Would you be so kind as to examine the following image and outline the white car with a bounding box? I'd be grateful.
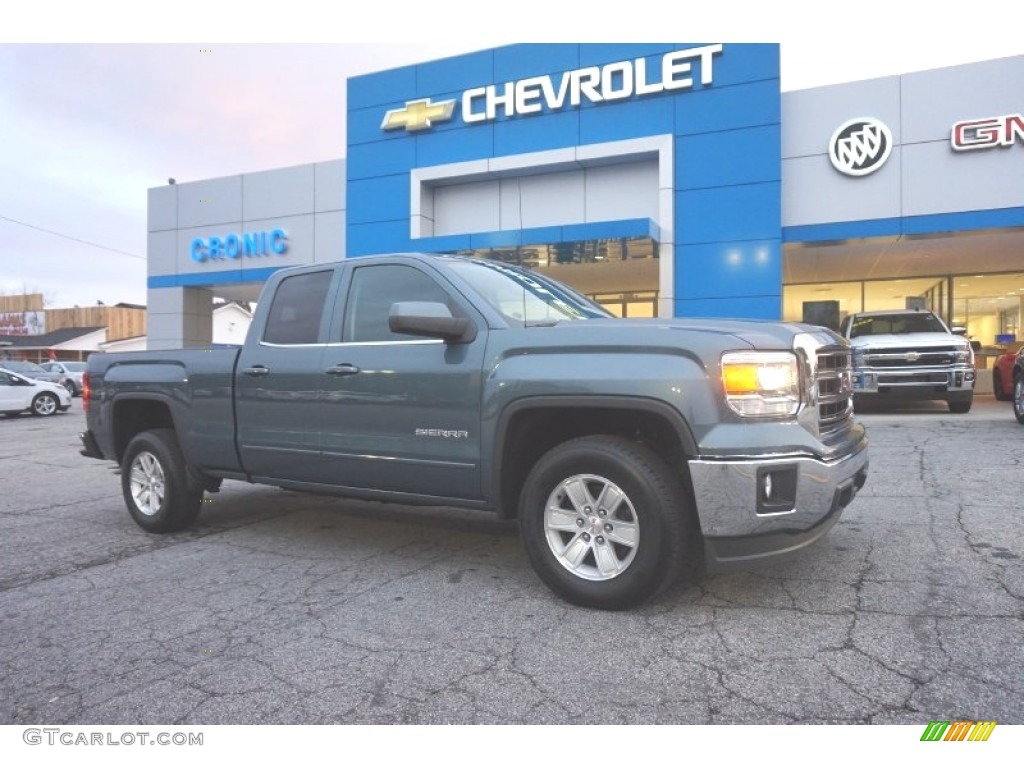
[0,367,73,417]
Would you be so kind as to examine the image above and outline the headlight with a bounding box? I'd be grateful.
[721,351,801,417]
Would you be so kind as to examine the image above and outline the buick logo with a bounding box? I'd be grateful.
[829,118,893,177]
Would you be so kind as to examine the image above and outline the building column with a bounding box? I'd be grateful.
[146,286,214,350]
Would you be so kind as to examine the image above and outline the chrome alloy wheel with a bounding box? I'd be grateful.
[33,394,58,415]
[543,474,639,581]
[1015,376,1024,422]
[129,451,166,516]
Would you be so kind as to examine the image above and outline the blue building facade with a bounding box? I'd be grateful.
[346,43,783,319]
[146,48,1024,350]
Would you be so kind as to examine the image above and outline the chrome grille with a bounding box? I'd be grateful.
[816,348,853,432]
[860,346,958,368]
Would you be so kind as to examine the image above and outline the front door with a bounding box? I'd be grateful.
[316,261,486,501]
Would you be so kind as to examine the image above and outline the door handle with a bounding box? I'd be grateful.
[243,365,270,377]
[325,364,361,376]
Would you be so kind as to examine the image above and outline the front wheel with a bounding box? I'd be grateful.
[993,370,1010,401]
[1014,373,1024,425]
[121,428,202,532]
[31,392,59,416]
[948,396,973,414]
[518,435,698,610]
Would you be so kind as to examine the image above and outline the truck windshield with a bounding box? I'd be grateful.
[447,259,613,325]
[849,313,948,337]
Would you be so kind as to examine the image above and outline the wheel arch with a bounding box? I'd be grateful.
[110,394,179,464]
[491,396,699,522]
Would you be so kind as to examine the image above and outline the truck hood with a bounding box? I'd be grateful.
[562,317,846,350]
[848,332,966,350]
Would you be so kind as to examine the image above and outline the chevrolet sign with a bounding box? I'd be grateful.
[381,44,723,132]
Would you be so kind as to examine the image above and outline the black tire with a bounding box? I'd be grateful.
[1014,373,1024,425]
[120,428,202,533]
[518,435,698,610]
[993,369,1010,401]
[31,392,60,417]
[948,396,973,414]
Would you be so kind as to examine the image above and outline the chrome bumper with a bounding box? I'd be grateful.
[688,437,868,566]
[853,366,975,394]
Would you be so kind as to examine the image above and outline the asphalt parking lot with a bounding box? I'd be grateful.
[1,397,1021,725]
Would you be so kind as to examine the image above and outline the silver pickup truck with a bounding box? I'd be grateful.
[80,253,868,609]
[841,309,975,413]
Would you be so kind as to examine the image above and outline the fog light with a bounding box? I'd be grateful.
[756,465,798,515]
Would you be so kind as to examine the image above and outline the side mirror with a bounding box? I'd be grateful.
[951,326,968,336]
[389,302,476,343]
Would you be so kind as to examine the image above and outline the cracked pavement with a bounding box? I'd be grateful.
[1,398,1021,725]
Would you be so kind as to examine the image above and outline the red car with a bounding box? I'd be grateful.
[1013,347,1024,425]
[992,349,1019,402]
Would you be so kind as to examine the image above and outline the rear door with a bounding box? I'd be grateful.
[315,260,487,501]
[235,267,339,482]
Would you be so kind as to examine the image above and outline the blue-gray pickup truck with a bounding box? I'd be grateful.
[81,253,868,609]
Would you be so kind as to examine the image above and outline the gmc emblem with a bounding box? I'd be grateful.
[951,114,1024,151]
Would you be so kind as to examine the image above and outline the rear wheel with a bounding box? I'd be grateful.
[518,435,698,610]
[1014,373,1024,425]
[121,429,202,532]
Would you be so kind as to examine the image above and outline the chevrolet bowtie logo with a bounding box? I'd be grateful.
[381,98,457,132]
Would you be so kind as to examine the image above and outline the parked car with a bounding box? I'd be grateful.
[81,253,868,610]
[40,360,87,396]
[992,349,1018,402]
[0,359,67,389]
[0,368,72,416]
[1012,347,1024,425]
[840,309,975,413]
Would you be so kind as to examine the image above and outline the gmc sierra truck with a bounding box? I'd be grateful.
[840,308,975,413]
[81,253,868,609]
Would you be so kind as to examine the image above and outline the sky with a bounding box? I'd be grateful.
[1,0,1021,310]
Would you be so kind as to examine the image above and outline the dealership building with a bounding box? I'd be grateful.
[146,44,1024,356]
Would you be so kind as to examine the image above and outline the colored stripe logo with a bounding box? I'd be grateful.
[921,720,996,742]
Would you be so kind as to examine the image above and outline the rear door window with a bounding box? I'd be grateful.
[262,271,333,345]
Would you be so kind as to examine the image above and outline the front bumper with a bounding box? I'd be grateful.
[853,366,975,396]
[688,436,868,568]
